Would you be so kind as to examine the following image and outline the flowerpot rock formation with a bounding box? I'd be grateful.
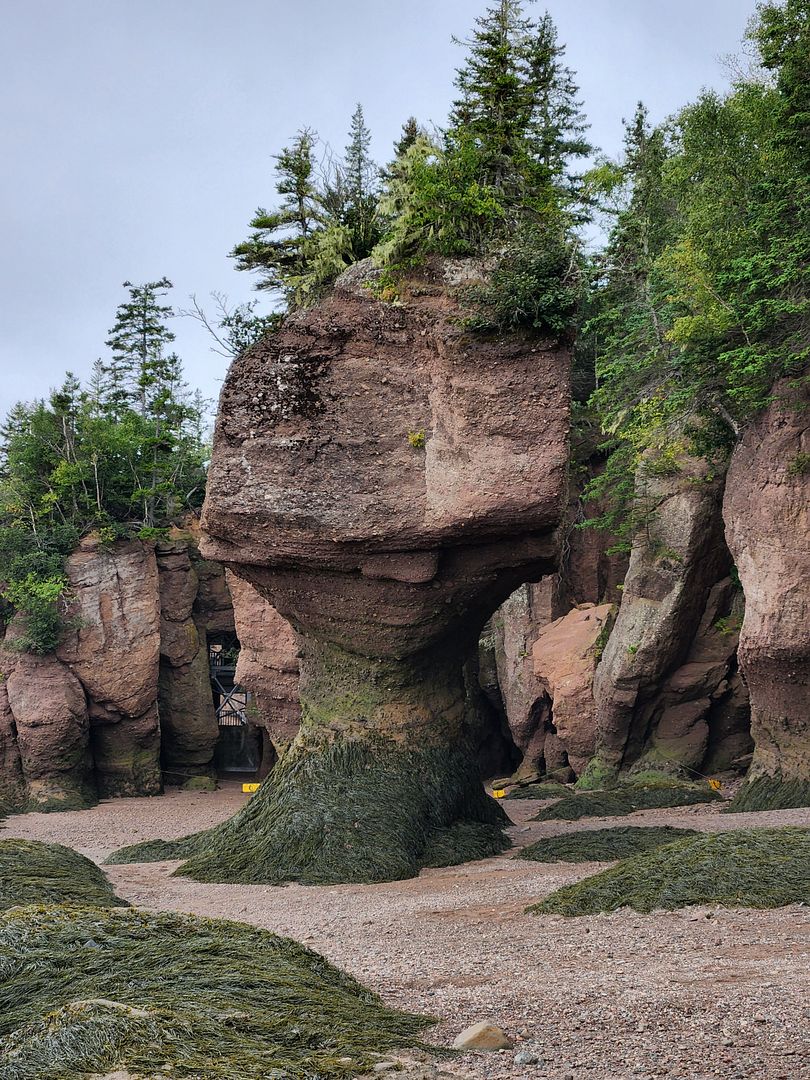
[116,260,571,884]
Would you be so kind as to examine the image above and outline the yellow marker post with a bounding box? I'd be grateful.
[708,778,722,792]
[492,788,507,799]
[242,782,261,793]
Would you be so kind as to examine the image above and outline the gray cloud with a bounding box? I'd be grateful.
[0,0,752,419]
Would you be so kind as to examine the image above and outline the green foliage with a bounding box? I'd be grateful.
[232,108,382,308]
[1,573,69,654]
[407,429,426,449]
[517,825,699,863]
[788,451,810,476]
[462,219,580,336]
[532,779,721,822]
[0,281,208,652]
[0,840,126,911]
[373,4,590,335]
[0,905,432,1079]
[582,7,810,532]
[107,737,510,884]
[529,827,810,915]
[724,773,810,812]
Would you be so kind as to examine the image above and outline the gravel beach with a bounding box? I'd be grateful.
[4,784,809,1080]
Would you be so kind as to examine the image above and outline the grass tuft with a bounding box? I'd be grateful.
[517,825,699,863]
[529,827,810,916]
[0,905,432,1079]
[724,774,810,813]
[107,738,510,884]
[0,839,126,912]
[532,779,721,822]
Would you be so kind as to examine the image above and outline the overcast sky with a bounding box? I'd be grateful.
[1,0,753,421]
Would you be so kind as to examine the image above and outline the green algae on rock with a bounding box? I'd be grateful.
[0,905,432,1080]
[0,839,126,911]
[107,734,510,884]
[532,779,721,822]
[530,827,810,915]
[517,825,699,863]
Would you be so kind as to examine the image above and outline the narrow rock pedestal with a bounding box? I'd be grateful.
[112,259,571,883]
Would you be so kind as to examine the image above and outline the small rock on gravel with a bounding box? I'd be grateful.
[452,1022,512,1050]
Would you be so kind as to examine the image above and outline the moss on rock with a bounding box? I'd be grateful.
[0,905,432,1079]
[0,839,126,911]
[107,737,510,884]
[517,825,699,863]
[529,827,810,915]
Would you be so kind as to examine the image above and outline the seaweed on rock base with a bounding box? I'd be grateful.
[517,825,699,863]
[532,778,722,822]
[0,905,432,1080]
[0,839,126,911]
[724,774,810,813]
[107,737,511,884]
[529,827,810,915]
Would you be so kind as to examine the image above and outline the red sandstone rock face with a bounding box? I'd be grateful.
[0,537,242,804]
[490,579,562,776]
[57,538,161,718]
[532,603,614,774]
[54,538,162,796]
[4,650,94,809]
[156,542,220,784]
[226,572,301,751]
[202,261,570,660]
[0,685,25,807]
[723,383,810,784]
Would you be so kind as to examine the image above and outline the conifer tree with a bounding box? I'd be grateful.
[341,103,381,258]
[393,117,421,159]
[523,12,593,200]
[103,278,175,418]
[231,129,324,295]
[448,0,534,203]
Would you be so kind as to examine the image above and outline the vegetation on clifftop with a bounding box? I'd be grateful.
[0,279,209,652]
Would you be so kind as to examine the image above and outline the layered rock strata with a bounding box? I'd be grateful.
[155,260,572,884]
[226,571,301,767]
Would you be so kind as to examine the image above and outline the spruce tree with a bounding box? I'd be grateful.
[231,129,324,295]
[103,278,175,418]
[448,0,534,202]
[523,12,593,200]
[341,103,381,259]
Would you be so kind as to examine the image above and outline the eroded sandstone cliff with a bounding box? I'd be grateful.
[724,382,810,810]
[165,258,573,884]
